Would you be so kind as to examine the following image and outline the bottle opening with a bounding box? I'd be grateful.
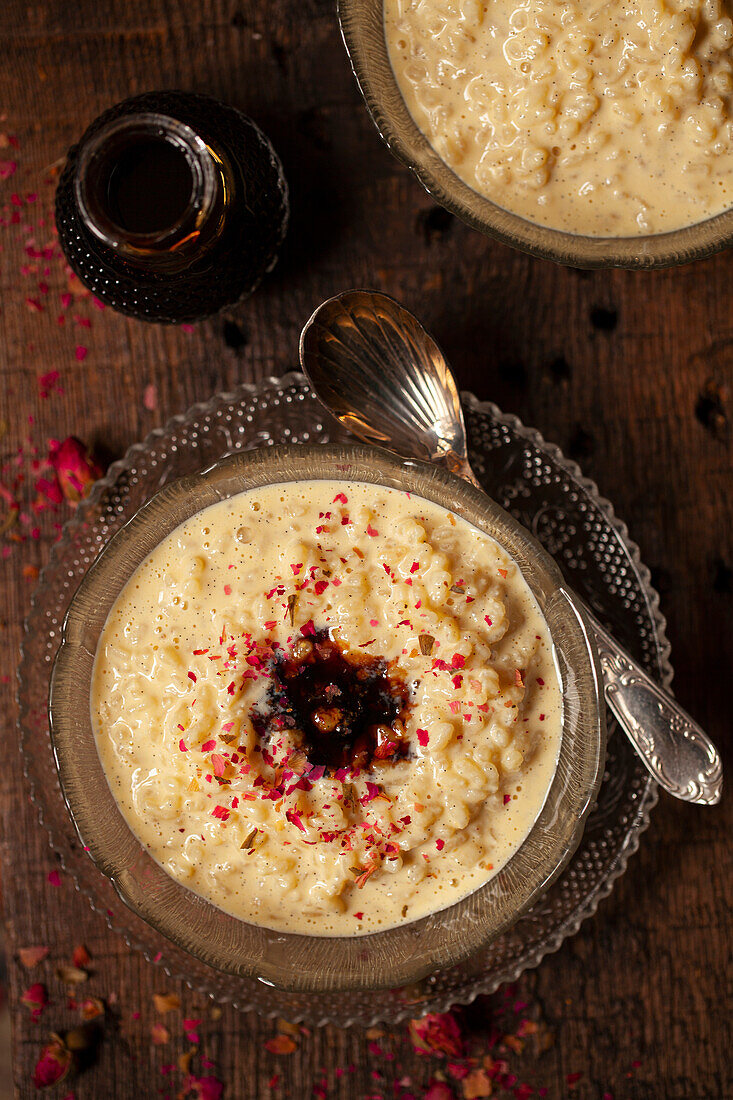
[104,137,194,236]
[75,113,218,254]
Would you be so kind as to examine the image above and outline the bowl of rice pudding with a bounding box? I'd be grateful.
[49,444,604,992]
[339,0,733,266]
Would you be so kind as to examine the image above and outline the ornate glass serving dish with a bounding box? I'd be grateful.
[18,374,663,1026]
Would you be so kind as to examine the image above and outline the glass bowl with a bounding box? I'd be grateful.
[337,0,733,269]
[20,374,662,1024]
[48,442,605,994]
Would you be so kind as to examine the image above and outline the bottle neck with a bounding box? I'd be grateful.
[74,113,227,269]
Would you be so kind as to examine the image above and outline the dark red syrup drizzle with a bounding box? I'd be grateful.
[250,629,412,771]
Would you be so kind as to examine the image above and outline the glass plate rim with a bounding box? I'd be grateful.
[16,371,664,1025]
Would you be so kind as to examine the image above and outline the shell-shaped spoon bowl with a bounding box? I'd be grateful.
[300,290,475,482]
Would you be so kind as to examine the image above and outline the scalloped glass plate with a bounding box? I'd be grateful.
[18,373,663,1026]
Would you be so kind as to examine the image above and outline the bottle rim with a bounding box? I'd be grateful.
[74,112,218,255]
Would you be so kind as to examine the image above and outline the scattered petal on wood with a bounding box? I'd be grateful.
[71,945,90,969]
[265,1034,298,1055]
[19,946,50,969]
[150,1023,170,1046]
[178,1049,196,1074]
[38,370,63,399]
[425,1083,455,1100]
[462,1068,493,1098]
[143,383,158,410]
[275,1017,300,1036]
[153,992,181,1014]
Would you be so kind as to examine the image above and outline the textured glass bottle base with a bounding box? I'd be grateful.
[55,91,289,324]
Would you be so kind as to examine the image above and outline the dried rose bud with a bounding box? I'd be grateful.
[64,1026,95,1053]
[55,965,88,986]
[408,1011,464,1058]
[184,1074,225,1100]
[32,1035,73,1089]
[423,1082,455,1100]
[79,998,105,1021]
[48,437,102,506]
[21,983,48,1020]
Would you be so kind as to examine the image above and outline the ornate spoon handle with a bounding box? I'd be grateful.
[586,606,722,805]
[301,290,724,807]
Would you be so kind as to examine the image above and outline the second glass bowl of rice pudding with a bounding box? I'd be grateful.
[339,0,733,266]
[50,445,604,991]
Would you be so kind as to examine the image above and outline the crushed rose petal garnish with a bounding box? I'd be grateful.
[91,480,561,935]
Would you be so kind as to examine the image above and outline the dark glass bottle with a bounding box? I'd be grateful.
[55,91,289,324]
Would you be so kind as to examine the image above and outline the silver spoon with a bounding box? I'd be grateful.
[300,289,723,806]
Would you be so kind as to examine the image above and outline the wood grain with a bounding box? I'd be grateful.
[0,1,731,1097]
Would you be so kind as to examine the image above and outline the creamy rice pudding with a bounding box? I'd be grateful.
[386,0,733,235]
[91,481,561,935]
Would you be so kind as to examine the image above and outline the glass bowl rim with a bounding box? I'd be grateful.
[337,0,733,269]
[47,440,606,993]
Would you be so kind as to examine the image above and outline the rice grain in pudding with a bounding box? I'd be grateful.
[385,0,733,236]
[91,481,561,935]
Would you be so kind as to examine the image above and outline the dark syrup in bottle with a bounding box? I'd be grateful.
[55,91,288,324]
[104,138,195,236]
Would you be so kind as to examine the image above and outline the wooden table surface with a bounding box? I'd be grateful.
[0,2,731,1098]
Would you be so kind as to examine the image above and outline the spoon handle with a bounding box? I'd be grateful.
[300,290,723,808]
[584,604,722,805]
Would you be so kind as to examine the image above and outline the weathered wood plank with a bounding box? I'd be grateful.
[0,1,730,1096]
